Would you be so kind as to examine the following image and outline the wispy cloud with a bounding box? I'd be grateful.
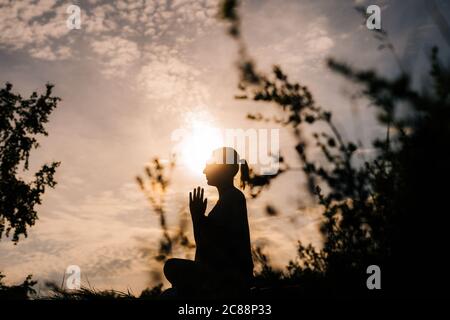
[0,0,219,72]
[136,55,209,112]
[91,36,141,77]
[0,0,71,59]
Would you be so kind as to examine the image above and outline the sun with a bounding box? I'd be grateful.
[178,118,223,175]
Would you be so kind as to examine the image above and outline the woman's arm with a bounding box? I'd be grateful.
[189,187,207,246]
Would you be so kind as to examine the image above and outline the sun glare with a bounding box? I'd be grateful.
[178,118,223,175]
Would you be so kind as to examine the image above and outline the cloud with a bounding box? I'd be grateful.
[0,0,71,60]
[91,36,141,77]
[0,181,163,292]
[0,0,219,69]
[81,0,220,78]
[29,45,72,60]
[84,3,118,34]
[263,16,335,71]
[136,54,210,112]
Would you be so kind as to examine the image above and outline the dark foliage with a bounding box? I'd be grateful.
[219,0,450,298]
[136,157,195,263]
[0,272,36,300]
[0,83,60,243]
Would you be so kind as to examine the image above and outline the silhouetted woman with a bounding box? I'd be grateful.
[163,147,253,297]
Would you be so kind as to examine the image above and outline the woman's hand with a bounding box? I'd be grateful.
[189,186,207,222]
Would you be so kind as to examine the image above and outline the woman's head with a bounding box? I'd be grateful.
[203,147,249,188]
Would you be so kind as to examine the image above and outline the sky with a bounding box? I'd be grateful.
[1,0,449,294]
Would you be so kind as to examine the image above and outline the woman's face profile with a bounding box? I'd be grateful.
[203,148,240,186]
[203,163,223,186]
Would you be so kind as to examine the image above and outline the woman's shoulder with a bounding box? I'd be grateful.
[223,187,246,203]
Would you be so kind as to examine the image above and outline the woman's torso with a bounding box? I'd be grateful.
[196,188,253,282]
